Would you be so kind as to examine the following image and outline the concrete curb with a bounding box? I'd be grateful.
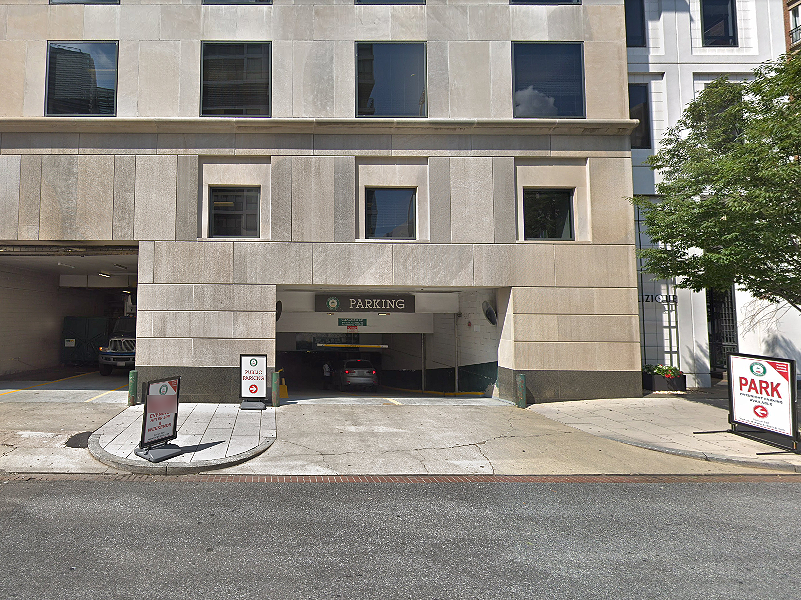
[595,433,801,473]
[88,432,276,476]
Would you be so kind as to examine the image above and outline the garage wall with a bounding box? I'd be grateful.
[0,265,105,376]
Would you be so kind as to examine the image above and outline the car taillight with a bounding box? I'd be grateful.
[372,370,376,374]
[344,370,350,374]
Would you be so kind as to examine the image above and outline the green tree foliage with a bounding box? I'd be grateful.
[633,54,801,313]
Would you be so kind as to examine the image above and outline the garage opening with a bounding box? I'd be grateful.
[275,288,501,396]
[0,243,138,378]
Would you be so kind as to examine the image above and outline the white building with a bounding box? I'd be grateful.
[626,0,793,386]
[0,0,643,404]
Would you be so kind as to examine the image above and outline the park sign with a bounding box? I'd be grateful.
[139,377,180,449]
[728,353,798,451]
[241,355,268,399]
[315,293,414,313]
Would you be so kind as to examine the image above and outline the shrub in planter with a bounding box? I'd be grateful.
[642,364,687,392]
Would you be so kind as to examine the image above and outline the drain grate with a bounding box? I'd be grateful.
[65,431,92,449]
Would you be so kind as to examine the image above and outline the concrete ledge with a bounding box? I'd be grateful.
[88,431,275,475]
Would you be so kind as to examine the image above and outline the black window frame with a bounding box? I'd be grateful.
[201,42,272,117]
[364,187,417,240]
[701,0,738,47]
[512,42,585,119]
[521,188,574,241]
[628,83,652,150]
[356,42,427,118]
[209,187,261,238]
[45,40,119,117]
[624,0,647,47]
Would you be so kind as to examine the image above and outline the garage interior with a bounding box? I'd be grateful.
[0,242,138,377]
[275,287,501,395]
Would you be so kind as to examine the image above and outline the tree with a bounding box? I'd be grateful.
[632,54,801,314]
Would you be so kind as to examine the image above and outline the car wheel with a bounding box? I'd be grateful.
[99,364,113,376]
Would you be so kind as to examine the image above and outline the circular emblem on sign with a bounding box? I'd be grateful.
[159,384,168,395]
[249,384,258,394]
[754,405,769,419]
[750,362,767,377]
[250,358,258,367]
[326,296,340,311]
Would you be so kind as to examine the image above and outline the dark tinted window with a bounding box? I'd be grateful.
[523,189,573,240]
[513,43,584,118]
[629,84,651,149]
[201,43,271,116]
[702,0,737,46]
[365,188,416,239]
[210,187,260,237]
[625,0,647,47]
[46,42,117,116]
[357,43,426,117]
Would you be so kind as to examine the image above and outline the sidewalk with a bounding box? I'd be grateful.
[78,386,801,476]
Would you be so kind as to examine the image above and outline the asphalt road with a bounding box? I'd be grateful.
[1,479,799,599]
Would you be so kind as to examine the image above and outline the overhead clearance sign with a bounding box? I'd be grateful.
[729,353,797,440]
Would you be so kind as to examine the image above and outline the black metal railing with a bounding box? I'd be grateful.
[791,25,801,47]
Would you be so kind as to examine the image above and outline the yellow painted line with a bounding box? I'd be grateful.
[0,371,94,397]
[384,398,403,405]
[85,384,128,402]
[381,385,484,397]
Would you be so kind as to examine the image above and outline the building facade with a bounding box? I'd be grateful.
[626,0,792,386]
[0,0,641,403]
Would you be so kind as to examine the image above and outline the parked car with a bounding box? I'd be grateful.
[99,337,136,375]
[335,359,378,392]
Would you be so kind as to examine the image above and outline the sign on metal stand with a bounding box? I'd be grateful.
[135,376,182,463]
[240,354,268,410]
[728,353,798,453]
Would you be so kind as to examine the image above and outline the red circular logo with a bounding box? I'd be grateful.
[249,384,258,394]
[754,405,769,419]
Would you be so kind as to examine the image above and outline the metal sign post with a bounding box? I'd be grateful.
[728,353,798,453]
[135,376,182,463]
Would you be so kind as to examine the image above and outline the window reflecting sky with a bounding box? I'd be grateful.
[513,43,584,118]
[357,43,426,117]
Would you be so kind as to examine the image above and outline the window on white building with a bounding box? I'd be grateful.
[629,84,652,149]
[357,43,427,117]
[513,43,584,118]
[364,188,417,239]
[201,43,271,116]
[624,0,647,47]
[46,42,118,116]
[209,187,260,237]
[701,0,738,47]
[522,189,574,240]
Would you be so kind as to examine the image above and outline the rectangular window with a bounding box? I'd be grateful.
[629,84,651,149]
[625,0,647,47]
[357,43,426,118]
[522,189,573,240]
[46,42,118,116]
[202,0,269,3]
[701,0,738,47]
[513,43,584,118]
[201,43,271,117]
[364,188,416,239]
[209,187,260,237]
[791,7,801,47]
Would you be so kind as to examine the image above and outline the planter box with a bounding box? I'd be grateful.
[642,372,686,392]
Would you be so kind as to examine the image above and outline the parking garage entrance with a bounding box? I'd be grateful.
[0,243,138,379]
[274,288,501,397]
